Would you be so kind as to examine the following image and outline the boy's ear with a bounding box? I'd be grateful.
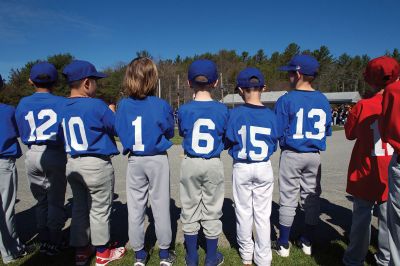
[238,87,244,95]
[83,78,91,89]
[262,85,267,92]
[187,80,192,88]
[28,78,34,86]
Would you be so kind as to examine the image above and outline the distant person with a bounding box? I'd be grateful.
[177,59,229,266]
[0,74,28,264]
[225,68,281,266]
[115,57,176,266]
[272,55,332,257]
[343,56,396,266]
[379,57,400,266]
[61,60,126,266]
[15,62,67,256]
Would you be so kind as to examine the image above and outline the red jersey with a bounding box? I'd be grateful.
[345,93,392,202]
[380,81,400,153]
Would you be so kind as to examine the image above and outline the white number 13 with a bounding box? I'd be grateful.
[294,108,326,140]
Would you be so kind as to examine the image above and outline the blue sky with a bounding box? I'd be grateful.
[0,0,398,79]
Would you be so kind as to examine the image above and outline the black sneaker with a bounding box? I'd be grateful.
[39,242,48,254]
[271,240,290,257]
[160,250,177,266]
[46,244,61,256]
[204,252,224,266]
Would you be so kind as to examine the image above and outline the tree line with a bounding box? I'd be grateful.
[1,43,399,107]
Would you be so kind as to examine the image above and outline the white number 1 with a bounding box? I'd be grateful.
[132,116,145,151]
[371,120,394,156]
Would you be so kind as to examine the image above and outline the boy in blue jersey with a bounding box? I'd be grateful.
[178,59,229,266]
[115,57,176,266]
[0,74,27,264]
[15,62,67,256]
[226,68,281,266]
[272,55,332,257]
[61,60,126,266]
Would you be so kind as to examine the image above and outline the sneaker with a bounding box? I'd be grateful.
[134,254,148,266]
[295,238,312,256]
[204,252,224,266]
[39,242,48,254]
[160,250,177,266]
[75,245,95,266]
[184,255,198,266]
[271,241,290,257]
[96,246,126,266]
[46,244,61,256]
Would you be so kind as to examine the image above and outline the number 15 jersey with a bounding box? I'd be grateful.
[178,100,229,158]
[274,90,332,152]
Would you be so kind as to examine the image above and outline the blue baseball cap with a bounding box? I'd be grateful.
[63,60,107,83]
[188,59,218,84]
[279,54,320,76]
[236,67,265,88]
[30,62,58,83]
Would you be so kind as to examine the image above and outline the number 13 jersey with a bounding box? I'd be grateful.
[274,90,332,152]
[178,100,229,158]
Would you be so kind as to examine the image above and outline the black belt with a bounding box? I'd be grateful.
[184,153,220,159]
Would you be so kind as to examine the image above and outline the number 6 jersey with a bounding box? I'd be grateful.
[15,92,66,146]
[274,90,332,152]
[178,100,229,158]
[345,93,392,202]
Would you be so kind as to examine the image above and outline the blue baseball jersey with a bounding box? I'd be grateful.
[60,97,119,157]
[274,90,332,152]
[226,104,282,162]
[0,104,22,158]
[15,93,66,146]
[178,100,229,158]
[115,96,174,156]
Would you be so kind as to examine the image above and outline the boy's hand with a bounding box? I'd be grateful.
[109,103,116,112]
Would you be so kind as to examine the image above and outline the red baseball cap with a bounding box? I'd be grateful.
[364,56,400,88]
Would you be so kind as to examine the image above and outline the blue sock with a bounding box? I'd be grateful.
[135,249,147,260]
[302,224,316,244]
[205,238,218,262]
[159,249,169,260]
[278,224,291,245]
[96,245,107,253]
[184,234,198,262]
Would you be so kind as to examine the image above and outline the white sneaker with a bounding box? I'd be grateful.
[296,238,312,256]
[271,241,290,257]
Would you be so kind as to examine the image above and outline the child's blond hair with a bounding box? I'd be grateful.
[123,57,158,99]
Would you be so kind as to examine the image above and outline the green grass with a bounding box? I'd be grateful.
[2,240,377,266]
[171,128,183,145]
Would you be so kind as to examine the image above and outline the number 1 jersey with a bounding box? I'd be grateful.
[178,100,229,158]
[15,92,66,146]
[274,90,332,152]
[345,93,392,202]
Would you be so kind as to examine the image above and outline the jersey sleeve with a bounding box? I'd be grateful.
[161,102,175,140]
[325,105,333,137]
[274,96,289,139]
[344,101,362,140]
[224,111,237,150]
[177,107,185,137]
[101,104,117,137]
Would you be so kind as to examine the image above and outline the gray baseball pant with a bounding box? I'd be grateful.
[278,150,321,227]
[180,156,224,238]
[388,154,400,266]
[343,198,390,266]
[67,156,114,247]
[126,154,172,251]
[25,145,67,244]
[0,158,24,263]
